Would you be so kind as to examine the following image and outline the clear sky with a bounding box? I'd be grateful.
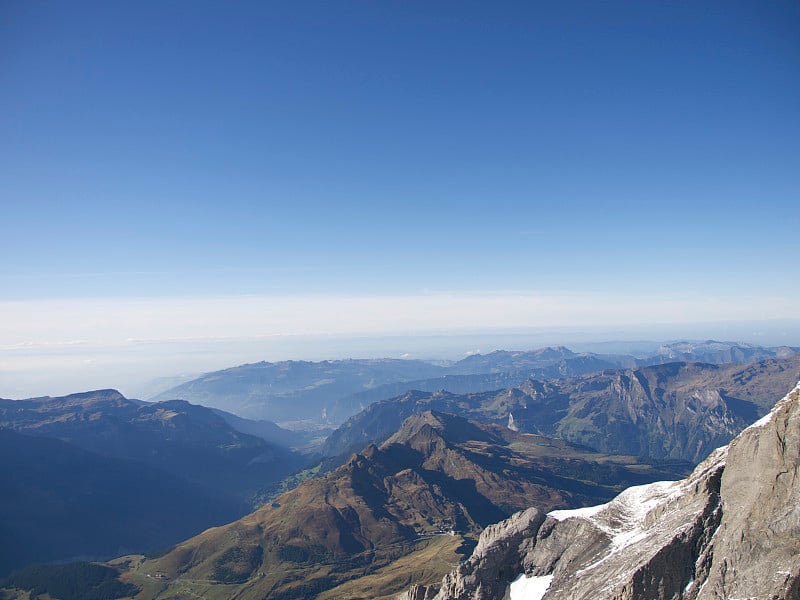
[1,1,799,396]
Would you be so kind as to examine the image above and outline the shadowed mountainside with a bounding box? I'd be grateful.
[0,389,305,505]
[0,428,241,578]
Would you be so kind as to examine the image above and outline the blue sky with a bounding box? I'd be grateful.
[1,1,799,395]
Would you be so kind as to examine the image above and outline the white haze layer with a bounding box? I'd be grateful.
[1,293,798,398]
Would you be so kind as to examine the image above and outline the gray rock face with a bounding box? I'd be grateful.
[423,381,800,600]
[695,383,800,599]
[395,584,439,600]
[435,507,546,600]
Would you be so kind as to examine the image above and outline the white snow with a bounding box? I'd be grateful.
[606,481,683,552]
[544,478,689,580]
[547,479,681,545]
[548,501,607,522]
[509,573,554,600]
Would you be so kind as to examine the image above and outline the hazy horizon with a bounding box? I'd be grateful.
[2,314,799,400]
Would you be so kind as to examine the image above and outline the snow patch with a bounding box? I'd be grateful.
[538,444,729,592]
[547,479,680,537]
[544,478,689,579]
[509,573,553,600]
[548,502,607,522]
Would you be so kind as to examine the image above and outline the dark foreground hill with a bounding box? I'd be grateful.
[50,412,690,600]
[0,389,305,505]
[0,428,240,577]
[324,356,800,464]
[407,380,800,600]
[0,390,307,578]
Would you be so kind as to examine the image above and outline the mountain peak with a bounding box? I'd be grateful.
[56,388,128,404]
[384,410,499,448]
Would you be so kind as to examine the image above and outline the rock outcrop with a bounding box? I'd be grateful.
[696,381,800,598]
[396,584,439,600]
[422,381,800,600]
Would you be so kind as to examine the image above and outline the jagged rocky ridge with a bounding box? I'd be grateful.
[404,380,800,600]
[328,356,800,465]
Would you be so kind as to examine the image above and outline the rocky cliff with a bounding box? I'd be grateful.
[408,381,800,600]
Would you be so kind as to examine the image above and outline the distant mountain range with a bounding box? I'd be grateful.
[322,355,800,465]
[644,339,798,365]
[149,341,799,426]
[150,357,448,423]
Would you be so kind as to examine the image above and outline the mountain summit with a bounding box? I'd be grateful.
[412,380,800,600]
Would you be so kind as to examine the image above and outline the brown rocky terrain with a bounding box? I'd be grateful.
[115,412,688,599]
